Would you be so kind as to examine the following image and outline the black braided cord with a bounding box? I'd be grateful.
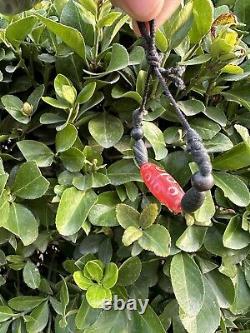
[132,20,214,214]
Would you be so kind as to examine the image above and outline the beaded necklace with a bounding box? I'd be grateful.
[132,20,214,214]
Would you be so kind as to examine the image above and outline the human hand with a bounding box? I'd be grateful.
[111,0,181,31]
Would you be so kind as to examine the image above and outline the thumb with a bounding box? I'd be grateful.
[112,0,165,21]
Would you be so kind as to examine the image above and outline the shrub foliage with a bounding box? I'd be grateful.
[0,0,249,332]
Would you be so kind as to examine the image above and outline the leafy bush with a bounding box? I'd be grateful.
[0,0,249,332]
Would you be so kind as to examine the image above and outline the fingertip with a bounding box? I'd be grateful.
[123,0,165,22]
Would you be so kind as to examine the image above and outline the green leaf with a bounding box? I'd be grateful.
[117,257,142,286]
[189,118,221,140]
[0,306,14,323]
[163,2,194,49]
[178,99,205,116]
[206,269,235,308]
[1,95,28,124]
[213,142,250,170]
[194,191,215,225]
[98,12,121,28]
[75,297,101,330]
[73,173,110,191]
[108,160,141,185]
[12,162,49,199]
[56,187,97,236]
[36,14,86,61]
[26,302,49,333]
[102,263,119,289]
[54,74,75,99]
[116,204,140,229]
[89,204,118,227]
[139,204,159,229]
[180,277,220,333]
[77,82,96,104]
[189,0,214,44]
[89,113,123,149]
[17,140,54,168]
[8,297,46,312]
[204,106,227,127]
[122,226,143,247]
[204,133,233,153]
[27,85,45,113]
[23,261,41,289]
[42,97,69,109]
[56,124,78,153]
[223,216,250,250]
[84,260,104,282]
[0,191,10,229]
[222,85,250,111]
[73,271,93,290]
[106,43,129,73]
[86,285,111,309]
[214,172,250,207]
[176,226,207,252]
[143,121,168,160]
[2,203,38,246]
[138,225,171,257]
[230,268,250,315]
[60,147,85,172]
[6,16,37,48]
[170,253,204,316]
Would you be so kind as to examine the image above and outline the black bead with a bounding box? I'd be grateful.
[192,172,214,192]
[133,140,148,166]
[181,188,205,214]
[131,127,144,141]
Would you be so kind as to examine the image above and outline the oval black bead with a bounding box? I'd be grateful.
[191,172,214,192]
[131,127,144,141]
[181,187,205,214]
[133,140,148,166]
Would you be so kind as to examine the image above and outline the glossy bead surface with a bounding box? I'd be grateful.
[181,187,205,213]
[140,163,185,214]
[131,127,144,140]
[192,172,214,192]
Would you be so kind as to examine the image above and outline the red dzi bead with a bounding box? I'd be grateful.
[140,163,185,214]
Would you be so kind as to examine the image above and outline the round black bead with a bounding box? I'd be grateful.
[181,188,205,214]
[131,127,144,141]
[192,172,214,192]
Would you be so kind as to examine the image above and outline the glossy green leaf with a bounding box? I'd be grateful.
[143,121,168,160]
[89,113,123,149]
[23,261,41,289]
[37,14,86,61]
[17,141,54,168]
[138,225,171,257]
[56,187,97,236]
[117,257,142,287]
[122,226,143,247]
[214,172,250,207]
[86,285,111,309]
[56,124,78,153]
[176,226,207,252]
[102,263,119,289]
[26,302,49,333]
[2,203,38,246]
[223,216,250,250]
[116,204,140,229]
[180,278,220,333]
[8,297,46,312]
[189,0,214,44]
[12,162,49,199]
[170,253,204,316]
[213,142,250,170]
